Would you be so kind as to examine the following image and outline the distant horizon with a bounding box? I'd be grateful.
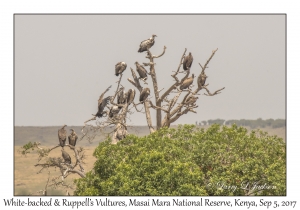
[14,117,286,127]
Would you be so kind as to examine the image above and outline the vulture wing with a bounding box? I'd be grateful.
[98,85,112,107]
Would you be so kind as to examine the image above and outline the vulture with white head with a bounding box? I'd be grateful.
[138,34,157,53]
[115,62,127,76]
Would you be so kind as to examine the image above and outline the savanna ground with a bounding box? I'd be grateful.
[14,125,286,196]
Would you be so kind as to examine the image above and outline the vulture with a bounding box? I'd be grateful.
[138,34,157,53]
[135,62,148,80]
[68,129,78,147]
[58,125,67,148]
[180,74,195,90]
[116,128,127,141]
[96,85,112,118]
[199,72,208,86]
[61,150,71,165]
[139,87,150,102]
[183,52,193,70]
[109,106,121,118]
[126,88,136,105]
[186,96,198,106]
[117,87,126,108]
[115,62,127,76]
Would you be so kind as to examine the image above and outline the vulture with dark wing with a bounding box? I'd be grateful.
[183,52,193,70]
[68,129,78,147]
[180,74,195,90]
[58,125,67,148]
[96,85,112,118]
[126,88,136,105]
[198,72,207,86]
[139,87,150,102]
[115,62,127,76]
[117,87,126,108]
[138,34,157,53]
[135,62,148,81]
[61,150,71,164]
[109,106,121,118]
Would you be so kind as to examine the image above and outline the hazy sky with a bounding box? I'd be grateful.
[15,14,285,126]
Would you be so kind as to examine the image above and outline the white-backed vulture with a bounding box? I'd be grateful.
[115,62,127,76]
[96,85,112,118]
[183,52,193,70]
[68,129,78,147]
[135,62,148,80]
[138,34,157,53]
[199,72,207,86]
[126,89,135,105]
[117,87,126,108]
[180,74,195,90]
[139,87,150,102]
[58,125,67,148]
[61,150,71,164]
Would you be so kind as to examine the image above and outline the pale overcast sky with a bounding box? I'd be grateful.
[15,14,285,126]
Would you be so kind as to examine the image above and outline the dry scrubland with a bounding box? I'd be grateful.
[14,125,286,196]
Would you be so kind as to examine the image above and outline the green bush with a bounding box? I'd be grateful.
[74,124,286,196]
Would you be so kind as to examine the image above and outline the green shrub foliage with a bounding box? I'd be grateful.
[74,124,286,196]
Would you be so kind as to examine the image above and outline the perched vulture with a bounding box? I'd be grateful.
[138,34,157,53]
[116,127,127,141]
[180,74,195,90]
[109,106,121,118]
[198,72,207,86]
[68,129,78,147]
[58,125,67,148]
[135,62,148,80]
[139,87,150,102]
[186,96,198,106]
[96,85,112,118]
[126,89,136,105]
[183,52,193,70]
[115,62,127,76]
[61,150,71,165]
[117,87,126,108]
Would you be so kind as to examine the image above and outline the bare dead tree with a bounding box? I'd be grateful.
[81,35,224,143]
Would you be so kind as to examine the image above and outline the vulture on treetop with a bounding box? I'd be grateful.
[117,87,126,108]
[96,85,112,118]
[180,74,195,90]
[138,34,157,53]
[115,62,127,76]
[126,88,136,105]
[139,88,150,102]
[58,125,67,148]
[183,52,193,70]
[68,129,78,147]
[198,72,208,86]
[61,150,71,165]
[135,62,148,81]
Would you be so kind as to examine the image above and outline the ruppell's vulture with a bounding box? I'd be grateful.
[126,89,135,105]
[115,62,127,76]
[183,52,193,70]
[138,34,157,53]
[61,150,71,164]
[180,74,195,90]
[58,125,67,148]
[96,85,112,118]
[135,62,148,80]
[198,72,207,86]
[139,87,150,102]
[68,129,78,147]
[109,106,121,118]
[117,87,126,108]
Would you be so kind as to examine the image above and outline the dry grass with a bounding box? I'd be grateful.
[14,146,96,196]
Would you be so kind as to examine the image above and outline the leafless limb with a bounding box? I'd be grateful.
[203,86,225,96]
